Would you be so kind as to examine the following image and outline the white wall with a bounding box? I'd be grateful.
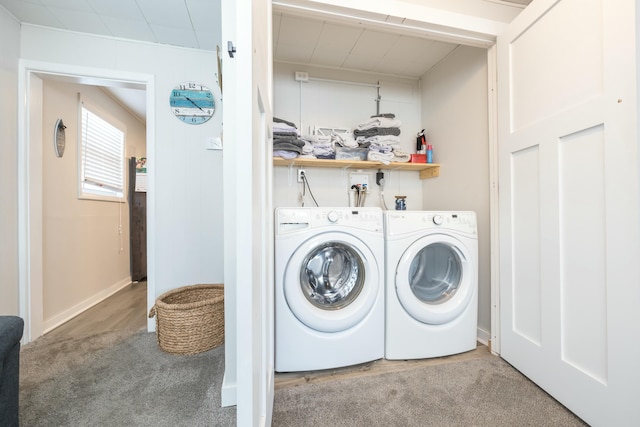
[0,8,20,315]
[41,80,145,331]
[420,45,492,338]
[19,25,224,331]
[273,62,425,209]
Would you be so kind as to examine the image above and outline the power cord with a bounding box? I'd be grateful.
[300,170,319,207]
[376,169,389,210]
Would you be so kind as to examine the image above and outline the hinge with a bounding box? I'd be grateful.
[227,41,236,58]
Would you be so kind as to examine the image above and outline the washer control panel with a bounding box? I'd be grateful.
[276,207,383,234]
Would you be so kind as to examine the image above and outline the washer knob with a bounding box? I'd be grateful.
[327,211,339,222]
[433,214,443,225]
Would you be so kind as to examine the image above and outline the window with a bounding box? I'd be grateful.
[79,104,125,201]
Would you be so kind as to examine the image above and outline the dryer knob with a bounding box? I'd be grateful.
[433,215,443,225]
[327,211,339,222]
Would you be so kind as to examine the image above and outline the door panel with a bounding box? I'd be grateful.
[509,0,603,131]
[498,0,640,425]
[559,125,607,384]
[511,145,541,346]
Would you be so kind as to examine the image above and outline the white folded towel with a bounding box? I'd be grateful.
[273,150,298,159]
[302,140,314,154]
[357,117,402,131]
[391,150,411,163]
[332,132,359,148]
[367,150,394,165]
[356,135,401,146]
[273,122,299,134]
[302,135,331,145]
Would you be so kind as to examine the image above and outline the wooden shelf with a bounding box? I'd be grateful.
[273,157,440,179]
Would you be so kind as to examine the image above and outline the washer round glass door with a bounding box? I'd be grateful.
[395,234,475,325]
[284,231,380,333]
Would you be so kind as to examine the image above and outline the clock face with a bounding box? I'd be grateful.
[169,82,215,125]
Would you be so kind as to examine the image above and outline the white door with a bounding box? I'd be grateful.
[498,0,640,425]
[221,0,274,426]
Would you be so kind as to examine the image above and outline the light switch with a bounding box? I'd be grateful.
[206,136,223,150]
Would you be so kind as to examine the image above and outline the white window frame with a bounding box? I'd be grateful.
[77,96,126,202]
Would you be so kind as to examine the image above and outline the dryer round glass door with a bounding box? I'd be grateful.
[395,234,475,325]
[284,231,380,333]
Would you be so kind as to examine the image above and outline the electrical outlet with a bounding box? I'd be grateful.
[297,168,305,183]
[294,71,309,82]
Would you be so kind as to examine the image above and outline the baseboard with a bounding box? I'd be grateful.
[477,326,491,347]
[42,276,132,333]
[221,372,237,407]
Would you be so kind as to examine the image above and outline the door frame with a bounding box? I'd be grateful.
[487,44,501,354]
[271,0,505,354]
[17,59,155,342]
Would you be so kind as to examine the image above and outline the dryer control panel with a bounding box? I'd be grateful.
[385,211,477,236]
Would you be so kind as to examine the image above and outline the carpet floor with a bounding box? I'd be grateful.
[273,356,588,426]
[20,329,587,426]
[19,329,236,426]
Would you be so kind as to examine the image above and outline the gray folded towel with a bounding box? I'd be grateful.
[273,117,297,128]
[273,142,303,154]
[354,127,401,137]
[274,137,305,148]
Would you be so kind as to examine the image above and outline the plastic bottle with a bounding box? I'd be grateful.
[426,144,433,164]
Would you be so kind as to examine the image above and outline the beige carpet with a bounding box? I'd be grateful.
[20,328,235,426]
[20,328,587,426]
[273,355,588,426]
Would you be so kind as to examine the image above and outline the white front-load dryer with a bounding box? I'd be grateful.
[384,211,478,360]
[275,207,384,372]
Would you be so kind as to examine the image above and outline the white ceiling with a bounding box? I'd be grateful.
[1,0,531,121]
[273,12,460,79]
[0,0,221,50]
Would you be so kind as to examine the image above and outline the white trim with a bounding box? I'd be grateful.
[308,76,380,88]
[221,373,237,407]
[17,59,156,342]
[487,45,501,355]
[477,326,491,347]
[482,0,529,8]
[42,277,132,333]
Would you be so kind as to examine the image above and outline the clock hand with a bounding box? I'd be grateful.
[185,96,205,112]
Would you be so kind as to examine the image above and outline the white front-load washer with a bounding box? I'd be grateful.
[384,211,478,360]
[275,207,384,372]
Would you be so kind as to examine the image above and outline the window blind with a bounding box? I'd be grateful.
[80,106,124,198]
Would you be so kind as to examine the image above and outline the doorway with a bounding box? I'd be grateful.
[18,62,155,342]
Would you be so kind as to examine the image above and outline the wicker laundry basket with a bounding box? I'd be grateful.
[149,284,224,355]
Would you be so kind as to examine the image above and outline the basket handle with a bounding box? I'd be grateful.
[148,305,157,318]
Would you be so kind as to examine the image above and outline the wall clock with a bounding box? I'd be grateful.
[169,82,215,125]
[54,118,66,157]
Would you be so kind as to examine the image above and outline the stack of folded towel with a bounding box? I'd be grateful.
[354,114,410,164]
[273,117,306,159]
[300,134,335,159]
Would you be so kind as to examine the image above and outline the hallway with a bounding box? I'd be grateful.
[45,281,147,339]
